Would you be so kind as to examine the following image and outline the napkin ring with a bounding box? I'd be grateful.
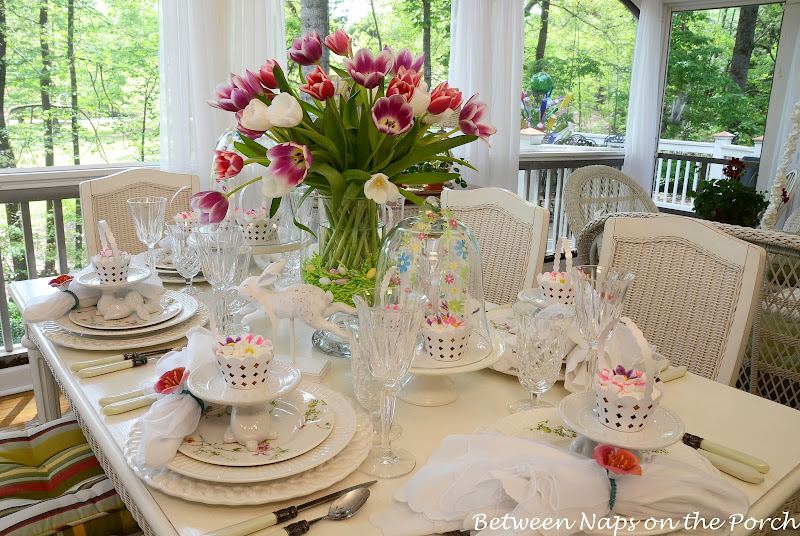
[49,274,79,310]
[608,478,617,510]
[64,290,80,310]
[180,389,205,413]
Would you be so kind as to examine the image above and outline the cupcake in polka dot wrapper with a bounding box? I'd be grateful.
[537,236,573,306]
[91,221,131,284]
[215,334,274,389]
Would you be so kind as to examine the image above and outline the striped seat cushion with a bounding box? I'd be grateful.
[0,416,139,536]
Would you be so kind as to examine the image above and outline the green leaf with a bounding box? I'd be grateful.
[355,107,372,167]
[269,196,282,218]
[322,104,346,165]
[233,141,264,160]
[342,169,371,183]
[272,64,298,99]
[330,65,350,80]
[293,215,316,239]
[236,133,270,156]
[294,126,343,168]
[395,171,459,185]
[398,187,425,205]
[310,162,347,210]
[381,135,478,178]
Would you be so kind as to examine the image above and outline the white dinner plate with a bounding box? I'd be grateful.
[54,292,198,337]
[124,393,371,504]
[75,266,151,289]
[178,389,334,467]
[158,271,206,284]
[167,383,358,483]
[559,391,685,451]
[489,407,715,536]
[187,361,301,406]
[44,304,208,351]
[68,297,182,330]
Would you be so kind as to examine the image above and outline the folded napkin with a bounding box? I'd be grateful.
[371,434,749,536]
[23,254,164,324]
[564,317,664,392]
[133,327,216,469]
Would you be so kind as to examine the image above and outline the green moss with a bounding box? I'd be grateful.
[302,252,378,307]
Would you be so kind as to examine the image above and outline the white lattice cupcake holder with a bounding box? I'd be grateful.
[537,236,574,306]
[422,320,471,362]
[91,221,131,283]
[593,319,665,433]
[215,335,275,389]
[235,207,280,244]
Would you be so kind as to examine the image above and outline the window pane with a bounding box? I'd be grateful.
[1,0,159,169]
[522,0,637,146]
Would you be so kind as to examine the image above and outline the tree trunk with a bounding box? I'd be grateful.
[74,199,83,268]
[730,5,758,93]
[300,0,328,82]
[38,0,54,167]
[5,204,26,280]
[369,0,382,50]
[535,0,550,66]
[44,200,56,275]
[422,0,431,88]
[68,0,79,165]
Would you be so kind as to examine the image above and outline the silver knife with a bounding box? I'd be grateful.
[202,480,378,536]
[683,433,770,473]
[77,356,158,378]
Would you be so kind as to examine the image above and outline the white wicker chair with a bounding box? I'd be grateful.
[79,169,199,258]
[784,204,800,234]
[441,187,549,305]
[595,214,765,386]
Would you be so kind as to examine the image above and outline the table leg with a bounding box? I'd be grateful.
[21,333,62,422]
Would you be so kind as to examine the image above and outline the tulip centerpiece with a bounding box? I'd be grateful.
[193,28,496,305]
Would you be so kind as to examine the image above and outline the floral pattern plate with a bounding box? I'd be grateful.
[163,383,358,484]
[54,291,198,337]
[177,389,334,467]
[67,296,182,330]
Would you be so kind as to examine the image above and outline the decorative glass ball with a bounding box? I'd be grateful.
[376,198,493,363]
[530,72,553,94]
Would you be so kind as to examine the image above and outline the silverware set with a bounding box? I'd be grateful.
[70,348,174,378]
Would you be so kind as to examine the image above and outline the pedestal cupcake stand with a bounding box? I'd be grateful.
[186,360,302,452]
[74,266,158,320]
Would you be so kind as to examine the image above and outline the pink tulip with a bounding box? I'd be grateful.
[428,82,462,115]
[300,66,336,101]
[343,48,394,89]
[256,59,279,89]
[393,47,425,74]
[288,31,323,66]
[387,76,415,103]
[459,94,497,146]
[371,94,414,136]
[190,191,229,224]
[213,150,244,180]
[396,66,423,88]
[208,71,272,112]
[593,444,642,476]
[266,142,313,189]
[323,29,352,57]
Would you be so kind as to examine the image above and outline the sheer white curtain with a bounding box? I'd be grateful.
[159,0,285,188]
[448,0,524,193]
[622,0,666,194]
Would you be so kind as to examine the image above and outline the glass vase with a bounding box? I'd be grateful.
[302,196,383,307]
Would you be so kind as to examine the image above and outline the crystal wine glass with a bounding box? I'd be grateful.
[346,320,402,444]
[127,196,167,273]
[194,225,242,338]
[509,301,571,412]
[225,245,253,336]
[571,265,635,389]
[166,224,202,295]
[351,287,427,478]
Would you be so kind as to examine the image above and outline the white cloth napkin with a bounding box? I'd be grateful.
[134,327,216,469]
[371,433,749,536]
[564,318,664,392]
[22,254,164,324]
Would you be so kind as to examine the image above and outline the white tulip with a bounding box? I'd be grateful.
[410,89,431,117]
[266,93,303,128]
[240,99,272,131]
[364,173,400,205]
[261,173,293,198]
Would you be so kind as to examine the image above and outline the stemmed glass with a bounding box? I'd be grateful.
[194,225,243,338]
[510,301,572,412]
[166,224,202,295]
[571,265,635,389]
[351,287,427,478]
[226,245,253,336]
[127,197,167,273]
[346,320,402,444]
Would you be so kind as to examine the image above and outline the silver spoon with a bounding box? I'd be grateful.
[261,488,370,536]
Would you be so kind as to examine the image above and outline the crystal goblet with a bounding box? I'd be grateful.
[571,265,635,389]
[351,287,427,478]
[346,320,402,444]
[194,225,242,338]
[509,301,571,412]
[166,224,202,295]
[127,196,167,273]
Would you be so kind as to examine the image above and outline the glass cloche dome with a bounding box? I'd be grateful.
[376,198,492,363]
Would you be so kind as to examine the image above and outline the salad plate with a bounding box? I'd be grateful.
[68,296,181,330]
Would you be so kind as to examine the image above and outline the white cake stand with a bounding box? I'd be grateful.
[187,361,302,452]
[74,267,156,320]
[398,333,505,407]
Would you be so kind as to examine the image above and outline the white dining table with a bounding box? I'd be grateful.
[9,277,800,536]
